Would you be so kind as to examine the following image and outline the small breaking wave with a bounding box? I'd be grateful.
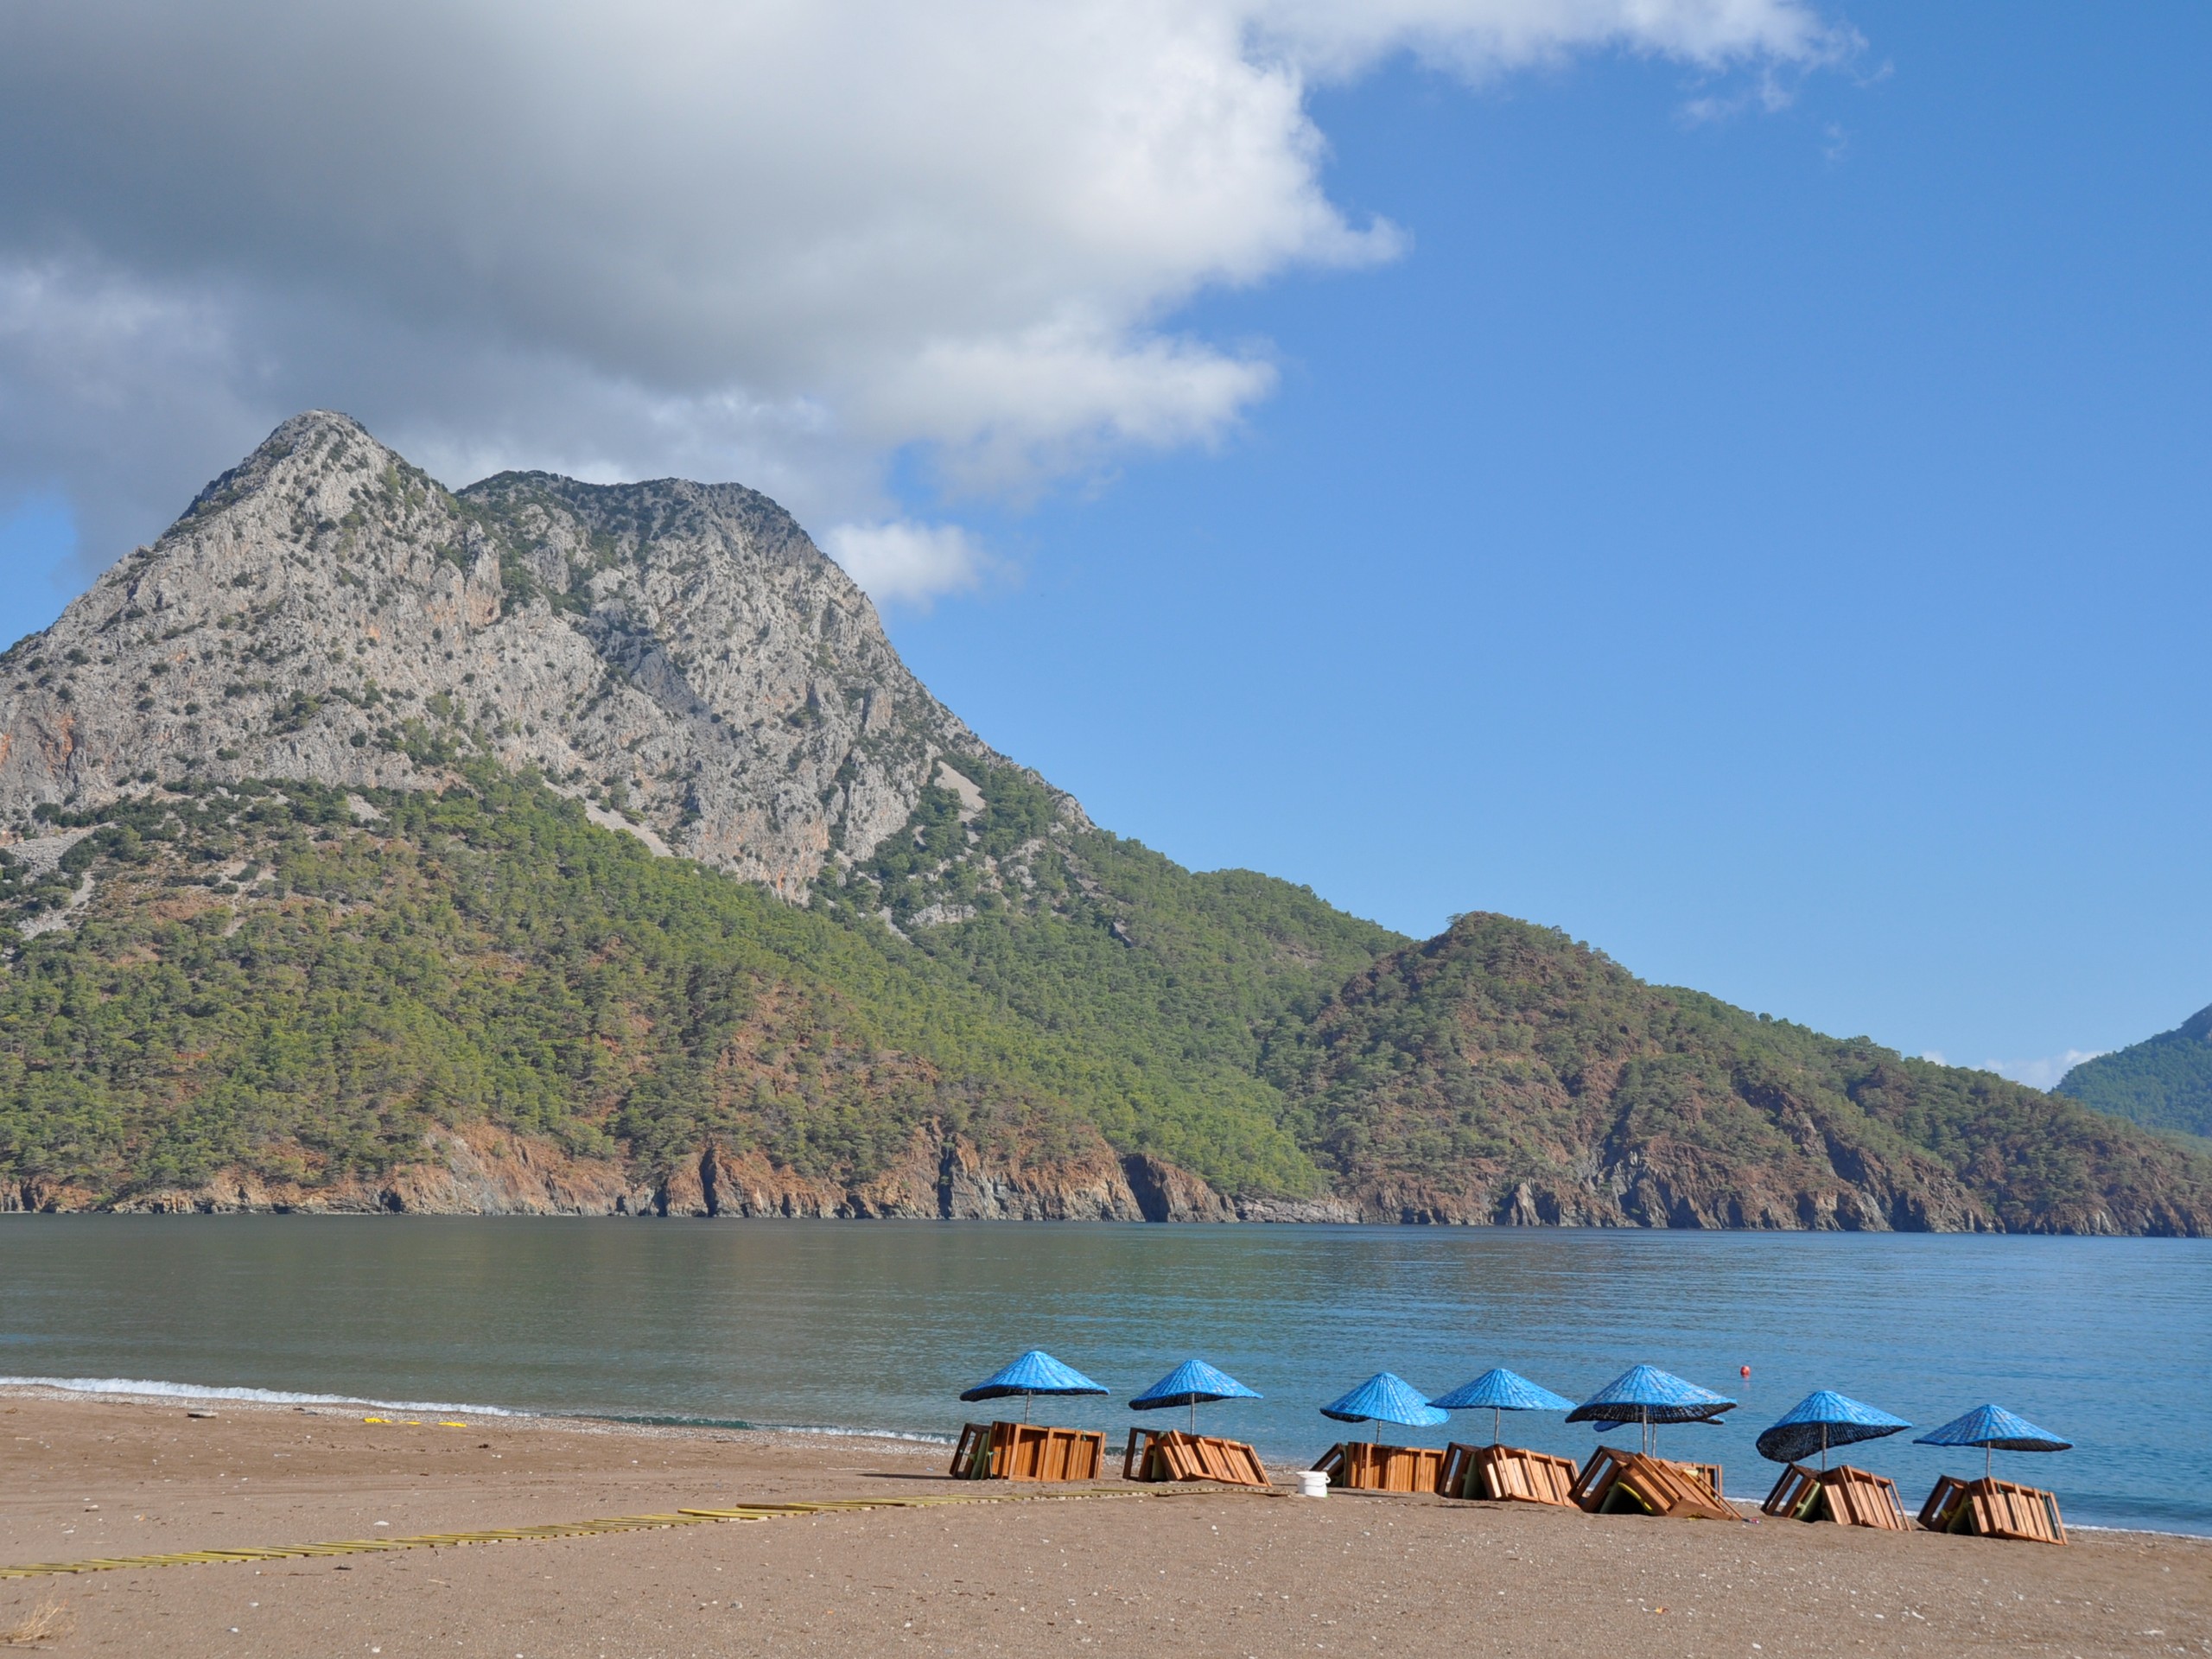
[0,1376,954,1445]
[0,1375,521,1416]
[590,1412,952,1445]
[760,1422,956,1446]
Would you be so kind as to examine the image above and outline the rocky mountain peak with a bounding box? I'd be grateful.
[0,411,1065,894]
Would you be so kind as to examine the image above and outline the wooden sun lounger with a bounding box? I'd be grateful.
[1569,1446,1735,1520]
[1122,1427,1269,1488]
[1312,1440,1450,1494]
[1760,1464,1911,1530]
[1917,1475,2067,1544]
[950,1421,1106,1482]
[1440,1442,1580,1507]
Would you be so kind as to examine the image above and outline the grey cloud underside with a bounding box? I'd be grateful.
[0,410,1075,893]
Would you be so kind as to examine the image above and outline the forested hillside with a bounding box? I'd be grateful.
[0,767,1388,1211]
[4,769,2206,1232]
[1264,914,2212,1235]
[2058,1006,2212,1140]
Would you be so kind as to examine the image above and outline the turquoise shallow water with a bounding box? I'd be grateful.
[1,1218,2204,1535]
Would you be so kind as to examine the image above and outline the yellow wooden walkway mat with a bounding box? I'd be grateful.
[0,1485,1188,1580]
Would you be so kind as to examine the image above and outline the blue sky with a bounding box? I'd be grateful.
[882,3,2212,1077]
[2,0,2205,1080]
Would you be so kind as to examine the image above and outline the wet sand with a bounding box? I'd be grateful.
[0,1389,2203,1657]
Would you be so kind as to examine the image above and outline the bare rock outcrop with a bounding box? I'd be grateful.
[0,410,1077,895]
[63,1120,1245,1223]
[1122,1154,1240,1222]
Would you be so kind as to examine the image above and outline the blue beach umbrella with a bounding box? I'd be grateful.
[960,1351,1109,1424]
[1755,1390,1911,1470]
[1130,1358,1262,1434]
[1427,1367,1576,1447]
[1321,1372,1450,1442]
[1566,1364,1737,1457]
[1915,1403,2071,1481]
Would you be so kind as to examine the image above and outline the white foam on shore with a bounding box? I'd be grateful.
[0,1376,955,1446]
[0,1375,520,1416]
[765,1423,956,1446]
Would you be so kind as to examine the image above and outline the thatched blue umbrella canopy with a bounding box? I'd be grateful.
[1427,1367,1575,1446]
[1756,1390,1911,1469]
[1915,1403,2070,1480]
[1321,1373,1449,1442]
[960,1351,1108,1424]
[1129,1358,1262,1434]
[1566,1364,1736,1457]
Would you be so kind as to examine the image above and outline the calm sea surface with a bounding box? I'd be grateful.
[1,1219,2204,1535]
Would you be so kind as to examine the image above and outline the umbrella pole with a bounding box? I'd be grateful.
[1492,1407,1500,1447]
[1986,1445,1992,1480]
[1821,1425,1828,1473]
[1024,1392,1032,1426]
[1190,1401,1197,1435]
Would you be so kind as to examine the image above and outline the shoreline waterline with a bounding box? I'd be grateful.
[0,1377,959,1448]
[2,1217,2203,1536]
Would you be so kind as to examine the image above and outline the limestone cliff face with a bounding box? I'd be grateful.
[10,1122,1241,1223]
[0,411,1070,894]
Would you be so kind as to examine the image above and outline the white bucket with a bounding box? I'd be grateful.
[1296,1469,1331,1499]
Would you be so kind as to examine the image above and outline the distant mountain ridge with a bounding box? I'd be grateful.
[1,413,2206,1233]
[2058,1005,2212,1140]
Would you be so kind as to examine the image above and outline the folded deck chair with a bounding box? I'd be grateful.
[1918,1475,2066,1544]
[1570,1446,1734,1520]
[1762,1463,1910,1530]
[1122,1427,1268,1487]
[1311,1440,1450,1494]
[950,1421,1106,1482]
[1440,1441,1580,1507]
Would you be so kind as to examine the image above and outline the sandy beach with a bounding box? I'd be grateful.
[0,1389,2202,1658]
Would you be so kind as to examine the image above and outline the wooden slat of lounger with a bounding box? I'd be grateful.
[1918,1475,1971,1532]
[1440,1444,1477,1500]
[1224,1440,1268,1487]
[1571,1446,1630,1512]
[1319,1441,1444,1494]
[1821,1468,1910,1532]
[1763,1464,1820,1518]
[1974,1480,2063,1545]
[1940,1477,2065,1544]
[987,1423,1103,1483]
[1675,1461,1724,1503]
[1472,1446,1578,1508]
[1599,1452,1735,1521]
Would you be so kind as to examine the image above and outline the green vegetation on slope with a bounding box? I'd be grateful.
[2056,1006,2212,1140]
[1262,913,2212,1234]
[822,754,1405,1188]
[4,771,2205,1233]
[0,768,1385,1201]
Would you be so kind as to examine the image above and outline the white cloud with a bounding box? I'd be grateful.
[1980,1050,2106,1093]
[823,521,992,607]
[0,0,1843,599]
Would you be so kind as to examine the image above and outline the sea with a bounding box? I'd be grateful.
[1,1217,2204,1536]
